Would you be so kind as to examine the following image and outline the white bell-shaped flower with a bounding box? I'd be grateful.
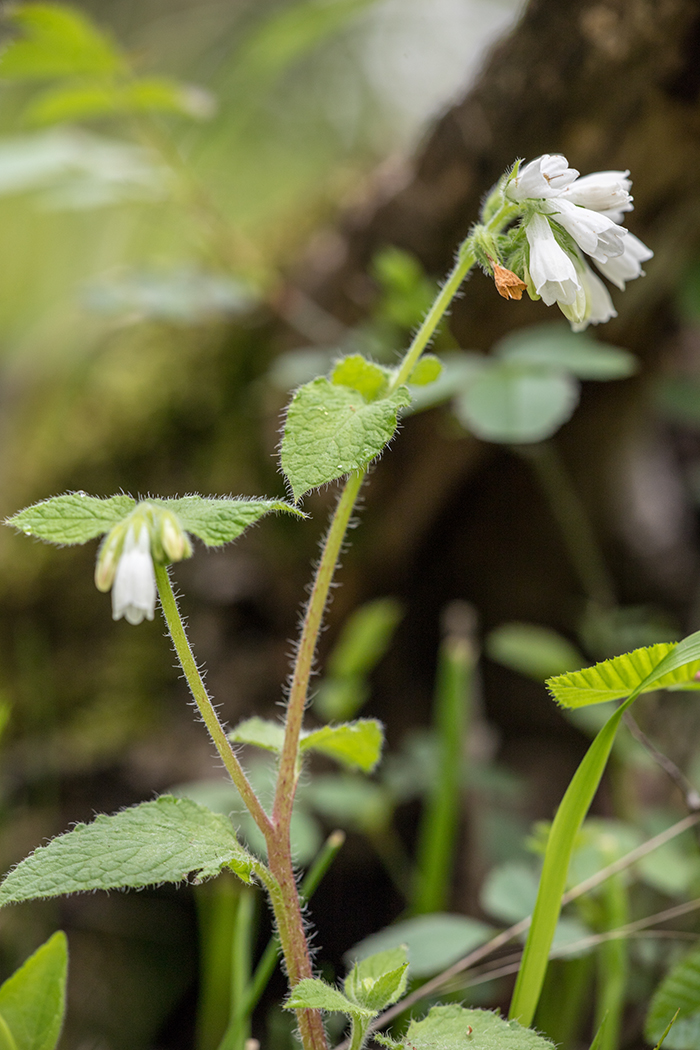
[525,212,581,307]
[111,523,157,625]
[507,154,579,201]
[559,170,633,220]
[569,259,618,331]
[548,198,627,263]
[593,231,654,290]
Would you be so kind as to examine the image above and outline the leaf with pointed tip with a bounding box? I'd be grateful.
[405,1004,556,1050]
[0,796,256,906]
[229,718,384,773]
[494,324,638,381]
[331,355,390,400]
[6,493,135,545]
[0,932,67,1050]
[154,496,304,546]
[281,377,410,500]
[285,978,373,1018]
[547,640,700,709]
[344,948,408,1011]
[0,4,126,79]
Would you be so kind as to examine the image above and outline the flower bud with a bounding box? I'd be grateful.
[159,511,192,563]
[94,525,124,592]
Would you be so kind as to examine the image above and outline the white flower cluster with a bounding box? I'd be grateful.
[506,154,653,330]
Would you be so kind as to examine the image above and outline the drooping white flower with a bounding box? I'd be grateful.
[525,211,581,307]
[569,259,618,331]
[559,170,633,220]
[547,198,627,263]
[111,523,156,625]
[593,231,654,290]
[507,154,579,202]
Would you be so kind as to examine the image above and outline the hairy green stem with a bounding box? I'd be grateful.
[155,564,273,838]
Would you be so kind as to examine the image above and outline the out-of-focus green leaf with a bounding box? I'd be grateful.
[372,246,437,329]
[486,623,583,680]
[302,774,390,833]
[454,361,579,443]
[409,354,442,386]
[0,932,67,1050]
[349,914,493,978]
[26,77,214,125]
[646,942,700,1048]
[494,324,637,380]
[83,267,257,323]
[0,4,126,80]
[406,350,486,413]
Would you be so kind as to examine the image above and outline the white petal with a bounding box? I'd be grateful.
[508,154,579,201]
[549,199,627,262]
[525,212,581,306]
[112,524,156,625]
[571,262,618,331]
[560,170,633,213]
[594,231,654,290]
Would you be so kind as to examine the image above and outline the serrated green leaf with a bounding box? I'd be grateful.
[487,623,583,681]
[547,641,700,709]
[349,914,493,978]
[281,377,410,499]
[229,717,284,753]
[6,493,135,545]
[646,942,700,1047]
[0,4,126,80]
[405,1005,556,1050]
[0,796,255,906]
[0,932,67,1050]
[155,496,303,546]
[26,77,210,125]
[344,948,408,1011]
[285,978,373,1017]
[300,720,384,772]
[331,354,390,400]
[494,324,638,380]
[454,362,579,443]
[409,355,442,386]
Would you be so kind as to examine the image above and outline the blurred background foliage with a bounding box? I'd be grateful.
[5,0,700,1047]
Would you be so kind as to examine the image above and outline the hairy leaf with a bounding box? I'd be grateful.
[155,496,304,546]
[285,978,373,1018]
[0,797,255,905]
[6,493,135,544]
[331,355,390,400]
[344,948,408,1011]
[409,354,443,386]
[646,943,700,1048]
[405,1005,555,1050]
[229,717,285,753]
[0,932,67,1050]
[0,4,125,79]
[547,642,700,708]
[281,377,410,500]
[454,362,579,443]
[229,718,384,773]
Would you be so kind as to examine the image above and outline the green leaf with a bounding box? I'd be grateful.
[331,354,390,400]
[405,350,486,414]
[302,775,391,833]
[409,354,442,386]
[325,597,403,680]
[155,496,304,546]
[494,324,638,380]
[646,942,700,1047]
[405,1005,556,1050]
[284,978,373,1018]
[26,77,212,125]
[349,914,493,978]
[84,267,255,323]
[547,641,700,709]
[344,951,408,1012]
[454,362,579,444]
[300,720,384,772]
[487,623,584,681]
[0,4,126,79]
[0,796,256,906]
[6,492,135,545]
[0,932,67,1050]
[228,716,284,753]
[281,377,411,500]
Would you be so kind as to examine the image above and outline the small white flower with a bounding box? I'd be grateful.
[593,231,654,290]
[525,211,581,307]
[569,259,618,331]
[548,198,627,263]
[111,524,157,625]
[559,170,633,219]
[507,154,579,201]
